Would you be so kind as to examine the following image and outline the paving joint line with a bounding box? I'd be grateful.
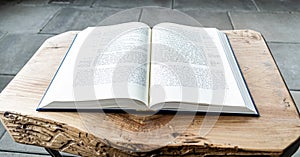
[90,0,97,8]
[0,74,15,77]
[0,32,8,43]
[290,89,300,92]
[0,149,76,157]
[5,3,300,14]
[171,0,174,9]
[0,149,49,156]
[37,32,59,35]
[38,7,62,34]
[267,41,300,44]
[0,131,6,140]
[251,0,260,12]
[176,8,299,14]
[138,8,143,22]
[226,11,235,30]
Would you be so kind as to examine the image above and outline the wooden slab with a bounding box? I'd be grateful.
[0,30,299,156]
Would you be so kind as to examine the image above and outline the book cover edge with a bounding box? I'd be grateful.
[36,34,79,111]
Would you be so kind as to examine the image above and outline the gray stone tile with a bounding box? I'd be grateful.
[0,132,47,154]
[0,75,14,92]
[0,121,6,139]
[0,132,78,156]
[49,0,94,6]
[41,7,122,34]
[140,7,201,28]
[0,152,47,157]
[19,0,49,6]
[0,33,52,75]
[0,6,60,33]
[0,31,6,39]
[71,0,95,6]
[290,91,300,157]
[98,8,141,26]
[268,43,300,90]
[48,0,71,4]
[291,91,300,112]
[20,0,94,6]
[0,0,21,6]
[174,0,257,11]
[177,9,233,30]
[292,146,300,157]
[254,0,300,12]
[230,12,300,42]
[92,0,172,9]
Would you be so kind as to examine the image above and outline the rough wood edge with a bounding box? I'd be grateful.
[0,111,282,156]
[0,29,298,156]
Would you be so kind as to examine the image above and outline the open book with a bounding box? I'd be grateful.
[37,22,258,115]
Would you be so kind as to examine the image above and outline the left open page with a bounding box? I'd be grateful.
[38,22,151,110]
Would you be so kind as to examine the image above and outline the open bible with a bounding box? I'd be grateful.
[37,22,258,115]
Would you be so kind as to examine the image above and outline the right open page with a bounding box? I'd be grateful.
[149,23,258,115]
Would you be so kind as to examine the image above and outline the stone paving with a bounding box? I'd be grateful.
[0,0,299,156]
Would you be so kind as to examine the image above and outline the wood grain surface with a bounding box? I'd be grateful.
[0,30,299,156]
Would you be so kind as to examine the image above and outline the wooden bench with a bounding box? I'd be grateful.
[0,30,299,156]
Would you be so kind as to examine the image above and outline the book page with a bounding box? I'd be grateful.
[150,23,246,109]
[39,22,151,109]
